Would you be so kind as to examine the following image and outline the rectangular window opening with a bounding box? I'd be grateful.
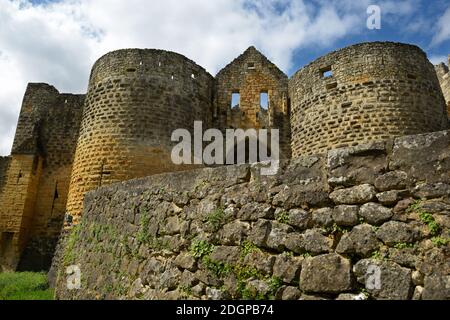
[231,92,240,109]
[247,62,255,70]
[320,66,333,78]
[260,92,269,110]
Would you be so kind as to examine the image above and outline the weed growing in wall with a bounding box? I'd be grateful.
[407,200,441,236]
[63,223,82,266]
[206,207,227,231]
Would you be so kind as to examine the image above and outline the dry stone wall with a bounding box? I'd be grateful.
[53,130,450,300]
[289,42,448,157]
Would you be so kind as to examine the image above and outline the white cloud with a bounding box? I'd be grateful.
[0,0,423,155]
[432,6,450,46]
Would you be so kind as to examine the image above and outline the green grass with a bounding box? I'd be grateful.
[0,272,54,300]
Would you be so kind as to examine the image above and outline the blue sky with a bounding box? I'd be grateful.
[0,0,449,155]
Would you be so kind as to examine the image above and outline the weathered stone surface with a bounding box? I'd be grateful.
[393,198,416,215]
[375,171,408,192]
[273,254,303,284]
[246,280,271,298]
[376,190,409,206]
[283,233,304,254]
[353,259,412,300]
[419,200,450,216]
[336,224,380,257]
[359,203,393,225]
[333,205,359,226]
[219,220,250,245]
[388,248,418,269]
[417,247,450,276]
[243,250,276,275]
[165,216,181,235]
[237,203,274,221]
[329,184,376,205]
[180,270,198,288]
[376,221,420,246]
[336,293,368,300]
[210,246,241,265]
[412,271,424,286]
[390,130,450,183]
[128,278,144,298]
[247,219,271,247]
[299,294,328,300]
[265,221,293,251]
[272,184,330,209]
[287,209,311,230]
[206,287,229,300]
[422,275,450,300]
[300,254,352,293]
[159,268,182,291]
[413,183,450,200]
[174,252,197,272]
[311,208,334,228]
[191,283,206,298]
[281,286,302,300]
[195,269,223,287]
[327,142,388,187]
[302,229,333,254]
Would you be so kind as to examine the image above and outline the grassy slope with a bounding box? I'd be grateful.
[0,272,54,300]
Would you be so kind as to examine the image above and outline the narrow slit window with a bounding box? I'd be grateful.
[260,92,269,110]
[231,92,240,109]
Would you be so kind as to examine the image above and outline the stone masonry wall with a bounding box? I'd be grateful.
[18,92,85,271]
[215,47,291,158]
[289,42,448,157]
[0,155,42,271]
[0,83,85,271]
[66,49,215,223]
[0,156,11,193]
[435,56,450,117]
[54,130,450,300]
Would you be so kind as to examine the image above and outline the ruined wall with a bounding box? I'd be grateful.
[0,83,85,271]
[54,130,450,300]
[66,49,215,223]
[215,47,291,158]
[0,157,11,193]
[0,155,42,271]
[18,92,85,271]
[289,42,449,157]
[435,56,450,117]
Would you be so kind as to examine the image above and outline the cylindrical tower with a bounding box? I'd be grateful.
[66,49,214,220]
[289,42,448,157]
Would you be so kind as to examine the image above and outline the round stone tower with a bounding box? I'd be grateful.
[289,42,448,157]
[66,49,214,220]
